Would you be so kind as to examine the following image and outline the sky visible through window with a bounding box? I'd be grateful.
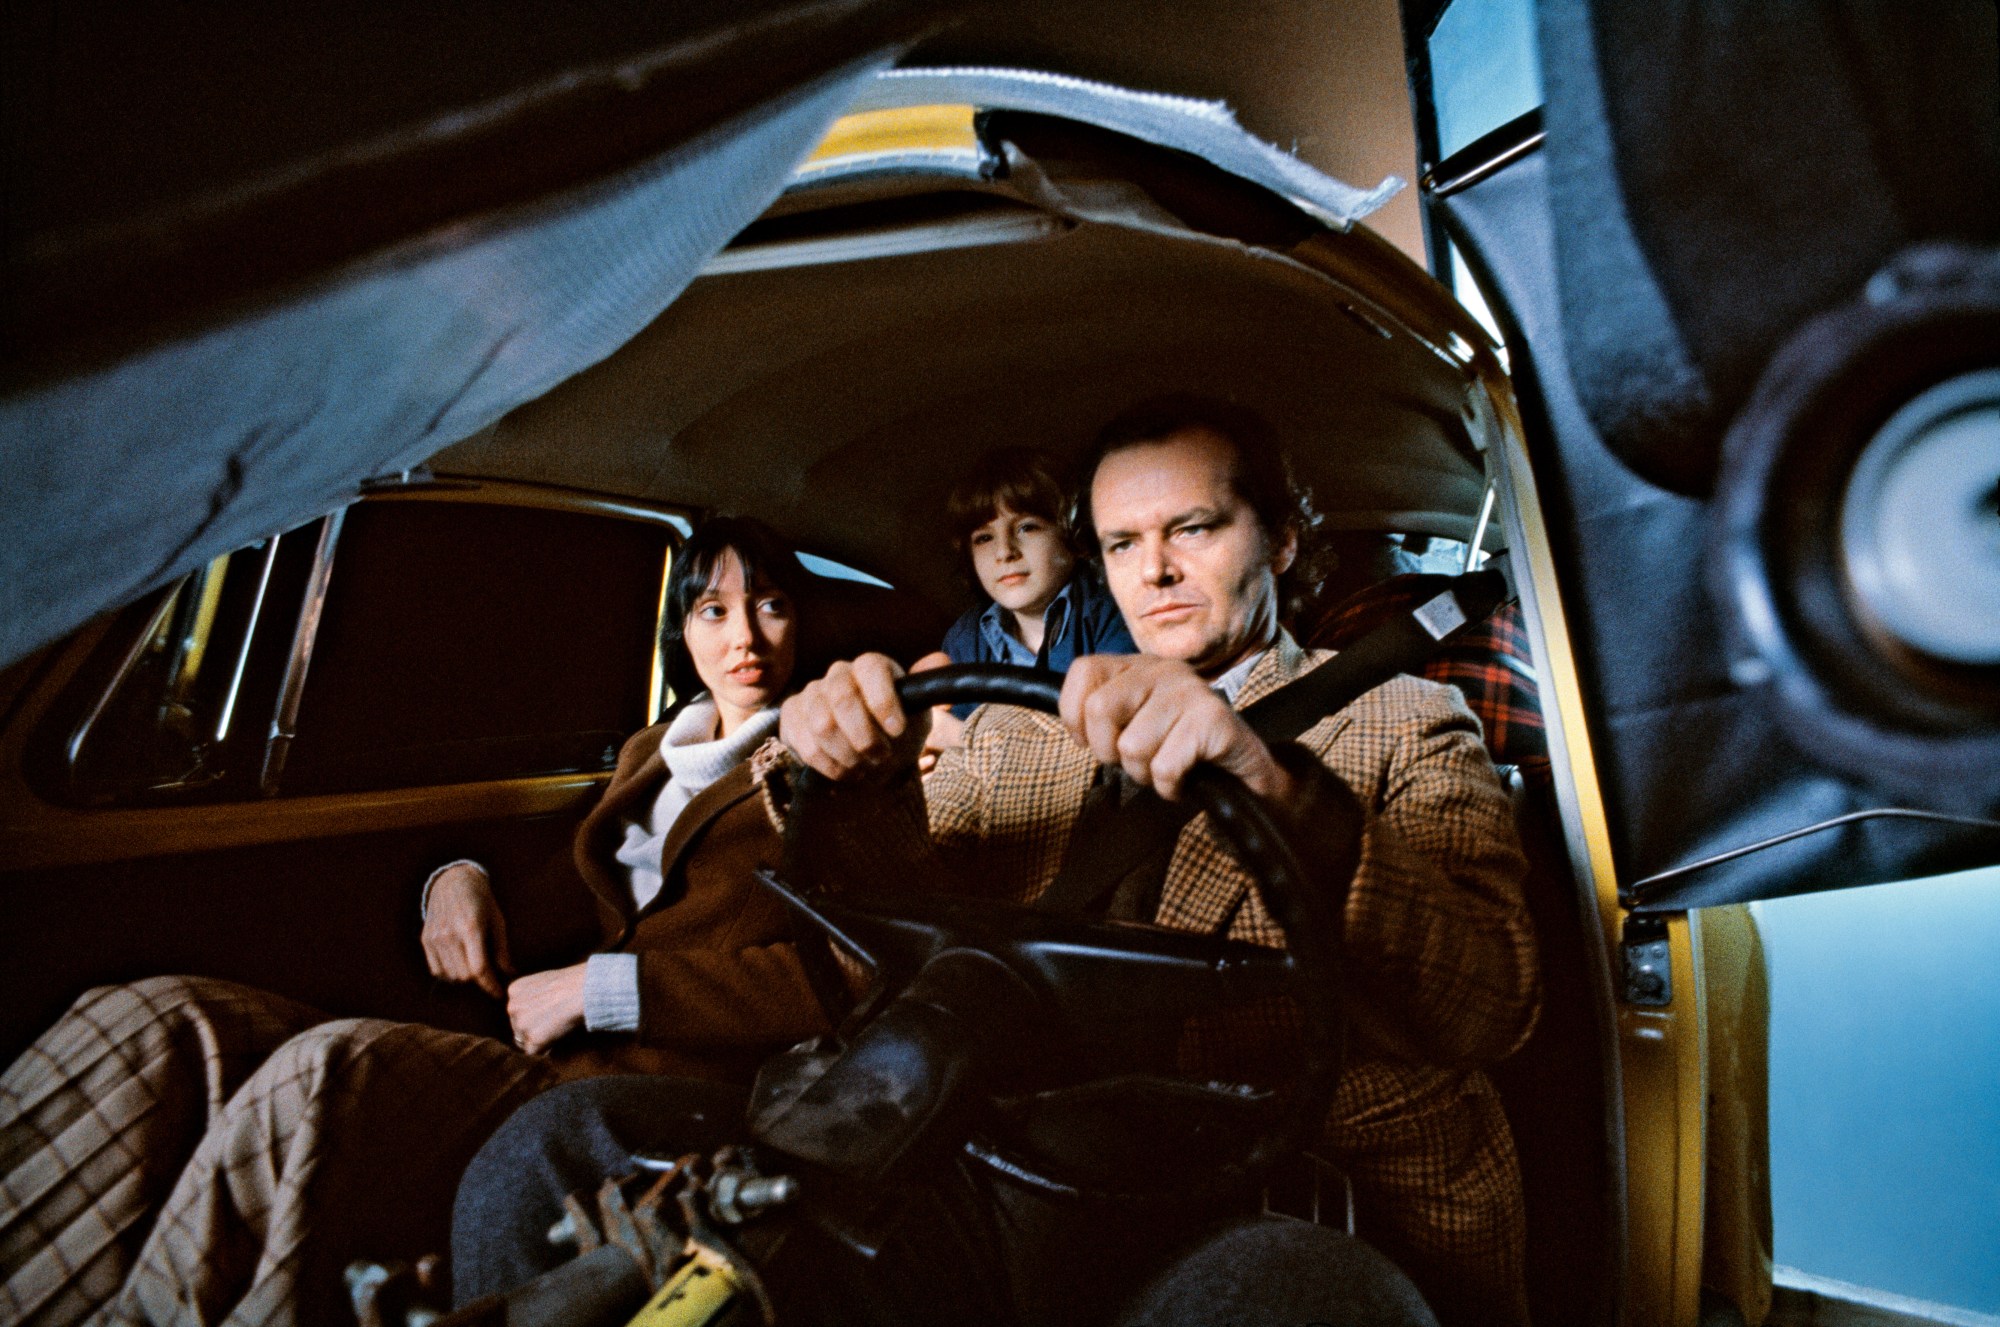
[1429,0,1540,158]
[1427,1,2000,1315]
[1753,869,2000,1315]
[798,552,891,587]
[1428,0,1539,344]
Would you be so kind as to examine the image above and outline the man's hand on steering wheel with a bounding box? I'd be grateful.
[781,653,931,781]
[1059,655,1296,805]
[758,661,1356,1207]
[785,651,1299,808]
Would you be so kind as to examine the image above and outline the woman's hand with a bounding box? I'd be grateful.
[506,964,588,1055]
[421,864,513,998]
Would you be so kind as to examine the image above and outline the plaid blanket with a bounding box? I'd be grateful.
[1,977,553,1327]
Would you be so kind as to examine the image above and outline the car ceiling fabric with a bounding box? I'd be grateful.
[0,49,1472,669]
[849,66,1406,229]
[432,213,1487,611]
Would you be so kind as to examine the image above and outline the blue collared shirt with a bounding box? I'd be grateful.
[976,582,1070,669]
[940,567,1137,717]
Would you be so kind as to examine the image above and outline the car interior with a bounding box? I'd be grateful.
[10,1,2000,1322]
[0,82,1615,1327]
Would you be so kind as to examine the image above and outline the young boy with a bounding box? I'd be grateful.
[922,449,1135,755]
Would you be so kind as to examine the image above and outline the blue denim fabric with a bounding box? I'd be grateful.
[938,568,1137,719]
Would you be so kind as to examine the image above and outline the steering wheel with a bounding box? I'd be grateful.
[747,664,1360,1211]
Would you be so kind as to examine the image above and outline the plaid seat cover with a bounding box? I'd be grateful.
[1304,574,1548,779]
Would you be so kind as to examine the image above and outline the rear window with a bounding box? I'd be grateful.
[38,496,676,804]
[279,501,671,795]
[51,523,324,804]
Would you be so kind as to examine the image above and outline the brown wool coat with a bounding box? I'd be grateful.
[0,727,825,1327]
[547,722,828,1084]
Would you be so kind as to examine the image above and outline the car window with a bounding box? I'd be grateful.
[1404,534,1483,576]
[1428,0,1541,160]
[277,500,673,796]
[797,552,891,588]
[40,498,677,805]
[52,520,327,806]
[1420,0,1544,346]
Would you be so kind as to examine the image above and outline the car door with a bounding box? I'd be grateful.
[0,482,681,1061]
[1408,1,2000,1322]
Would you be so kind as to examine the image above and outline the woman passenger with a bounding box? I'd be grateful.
[0,517,825,1327]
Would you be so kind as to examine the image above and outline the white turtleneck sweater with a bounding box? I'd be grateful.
[421,696,779,1036]
[584,697,780,1032]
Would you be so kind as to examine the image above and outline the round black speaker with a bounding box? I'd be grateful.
[1712,243,2000,810]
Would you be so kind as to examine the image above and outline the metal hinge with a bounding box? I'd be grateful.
[1620,915,1673,1007]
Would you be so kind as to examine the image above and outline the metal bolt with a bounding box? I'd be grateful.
[709,1170,799,1225]
[737,1175,798,1210]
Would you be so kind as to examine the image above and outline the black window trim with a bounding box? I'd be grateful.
[55,478,695,806]
[61,586,177,791]
[1400,0,1548,280]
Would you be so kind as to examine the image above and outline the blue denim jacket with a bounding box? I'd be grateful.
[939,567,1137,719]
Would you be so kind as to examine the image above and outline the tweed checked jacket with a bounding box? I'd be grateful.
[848,632,1537,1065]
[785,631,1540,1323]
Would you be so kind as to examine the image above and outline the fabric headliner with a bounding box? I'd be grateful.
[435,214,1486,610]
[851,66,1405,227]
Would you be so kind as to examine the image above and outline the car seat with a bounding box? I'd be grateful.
[1301,568,1618,1327]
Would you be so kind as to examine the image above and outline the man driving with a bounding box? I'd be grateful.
[453,395,1537,1327]
[780,395,1538,1326]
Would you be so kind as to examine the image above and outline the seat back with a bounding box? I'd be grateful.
[1304,573,1619,1327]
[1304,571,1548,776]
[796,572,954,681]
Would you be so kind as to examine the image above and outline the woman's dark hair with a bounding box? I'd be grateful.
[1075,393,1329,622]
[660,516,812,703]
